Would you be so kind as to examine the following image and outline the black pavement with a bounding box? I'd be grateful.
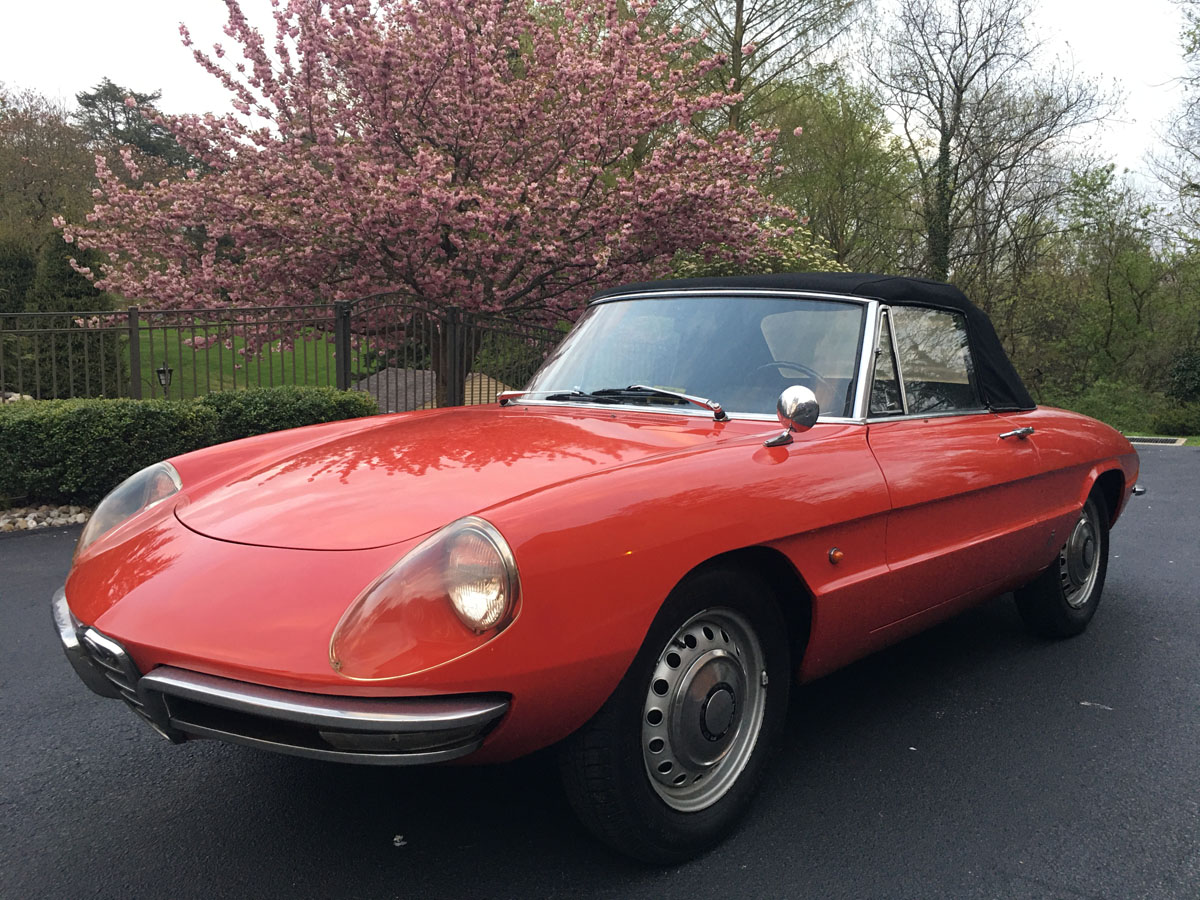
[1,447,1196,899]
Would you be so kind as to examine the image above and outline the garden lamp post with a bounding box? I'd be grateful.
[155,363,173,397]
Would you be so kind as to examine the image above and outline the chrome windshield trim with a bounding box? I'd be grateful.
[852,300,881,420]
[589,289,875,306]
[138,666,510,734]
[506,399,863,424]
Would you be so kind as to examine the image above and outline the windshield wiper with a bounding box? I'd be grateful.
[497,389,621,405]
[591,385,727,421]
[500,385,727,420]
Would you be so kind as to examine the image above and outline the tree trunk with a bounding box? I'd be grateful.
[429,309,485,407]
[928,132,952,281]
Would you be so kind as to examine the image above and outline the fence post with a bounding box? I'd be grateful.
[333,300,352,390]
[127,306,142,399]
[445,307,466,406]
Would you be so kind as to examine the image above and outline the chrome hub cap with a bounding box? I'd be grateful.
[642,608,767,812]
[1060,505,1101,609]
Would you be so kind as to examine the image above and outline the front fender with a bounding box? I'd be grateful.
[473,422,890,759]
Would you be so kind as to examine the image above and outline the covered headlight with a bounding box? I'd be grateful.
[76,462,182,556]
[330,516,520,681]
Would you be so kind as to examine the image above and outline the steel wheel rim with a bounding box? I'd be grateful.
[1060,503,1101,609]
[641,608,767,812]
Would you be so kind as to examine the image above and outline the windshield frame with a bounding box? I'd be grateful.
[514,289,880,424]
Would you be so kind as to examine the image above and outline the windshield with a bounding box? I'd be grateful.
[525,295,866,417]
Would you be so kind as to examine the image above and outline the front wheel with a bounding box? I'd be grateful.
[1015,494,1110,638]
[559,567,790,863]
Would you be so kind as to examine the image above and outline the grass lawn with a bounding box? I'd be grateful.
[129,327,340,400]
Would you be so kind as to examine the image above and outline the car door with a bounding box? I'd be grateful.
[865,306,1052,628]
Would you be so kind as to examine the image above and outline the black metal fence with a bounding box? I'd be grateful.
[0,293,565,412]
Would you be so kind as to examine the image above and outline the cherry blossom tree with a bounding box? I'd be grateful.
[64,0,791,330]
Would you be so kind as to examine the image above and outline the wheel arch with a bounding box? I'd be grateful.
[684,545,814,676]
[1089,467,1126,525]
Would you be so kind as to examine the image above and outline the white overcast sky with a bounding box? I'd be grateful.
[0,0,1189,180]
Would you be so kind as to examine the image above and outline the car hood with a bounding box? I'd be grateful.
[174,405,738,550]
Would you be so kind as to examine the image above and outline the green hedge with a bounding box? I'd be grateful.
[1041,379,1171,435]
[1168,350,1200,404]
[0,386,378,506]
[196,385,380,445]
[1041,378,1199,437]
[1152,403,1200,437]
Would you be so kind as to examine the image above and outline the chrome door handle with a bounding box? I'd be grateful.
[999,426,1034,440]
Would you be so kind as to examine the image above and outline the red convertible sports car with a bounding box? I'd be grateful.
[55,273,1141,862]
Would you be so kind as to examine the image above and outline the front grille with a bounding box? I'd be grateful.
[160,695,488,757]
[134,666,509,765]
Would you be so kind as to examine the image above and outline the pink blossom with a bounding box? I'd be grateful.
[67,0,791,351]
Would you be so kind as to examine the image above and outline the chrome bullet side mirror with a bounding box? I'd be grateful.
[764,385,819,447]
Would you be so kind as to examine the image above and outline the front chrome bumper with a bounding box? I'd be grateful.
[52,588,509,765]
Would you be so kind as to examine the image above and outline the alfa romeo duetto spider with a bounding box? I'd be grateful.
[55,273,1141,861]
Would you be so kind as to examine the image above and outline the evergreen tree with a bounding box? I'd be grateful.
[73,78,191,167]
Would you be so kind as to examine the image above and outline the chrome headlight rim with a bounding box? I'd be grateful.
[328,514,521,680]
[445,516,521,633]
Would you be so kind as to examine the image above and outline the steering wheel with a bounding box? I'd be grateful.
[753,360,832,395]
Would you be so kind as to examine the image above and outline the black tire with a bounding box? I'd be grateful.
[1014,494,1109,638]
[559,566,790,863]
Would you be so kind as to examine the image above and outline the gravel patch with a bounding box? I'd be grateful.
[0,505,91,533]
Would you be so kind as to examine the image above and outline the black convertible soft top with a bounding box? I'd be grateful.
[592,272,1036,413]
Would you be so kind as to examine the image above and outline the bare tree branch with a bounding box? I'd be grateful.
[867,0,1109,285]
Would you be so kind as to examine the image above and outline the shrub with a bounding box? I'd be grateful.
[1,243,128,399]
[1151,403,1200,437]
[1041,379,1170,434]
[197,385,378,445]
[1,322,129,400]
[0,387,378,505]
[1168,350,1200,404]
[0,398,217,504]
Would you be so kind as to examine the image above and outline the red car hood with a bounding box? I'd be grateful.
[174,405,738,550]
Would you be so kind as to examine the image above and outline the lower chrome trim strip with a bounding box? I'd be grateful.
[138,666,509,734]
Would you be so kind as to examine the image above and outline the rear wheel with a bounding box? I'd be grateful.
[1015,494,1109,638]
[559,567,790,863]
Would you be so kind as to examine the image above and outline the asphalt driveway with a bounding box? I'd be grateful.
[1,446,1196,899]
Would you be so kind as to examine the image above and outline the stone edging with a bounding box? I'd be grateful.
[0,505,92,533]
